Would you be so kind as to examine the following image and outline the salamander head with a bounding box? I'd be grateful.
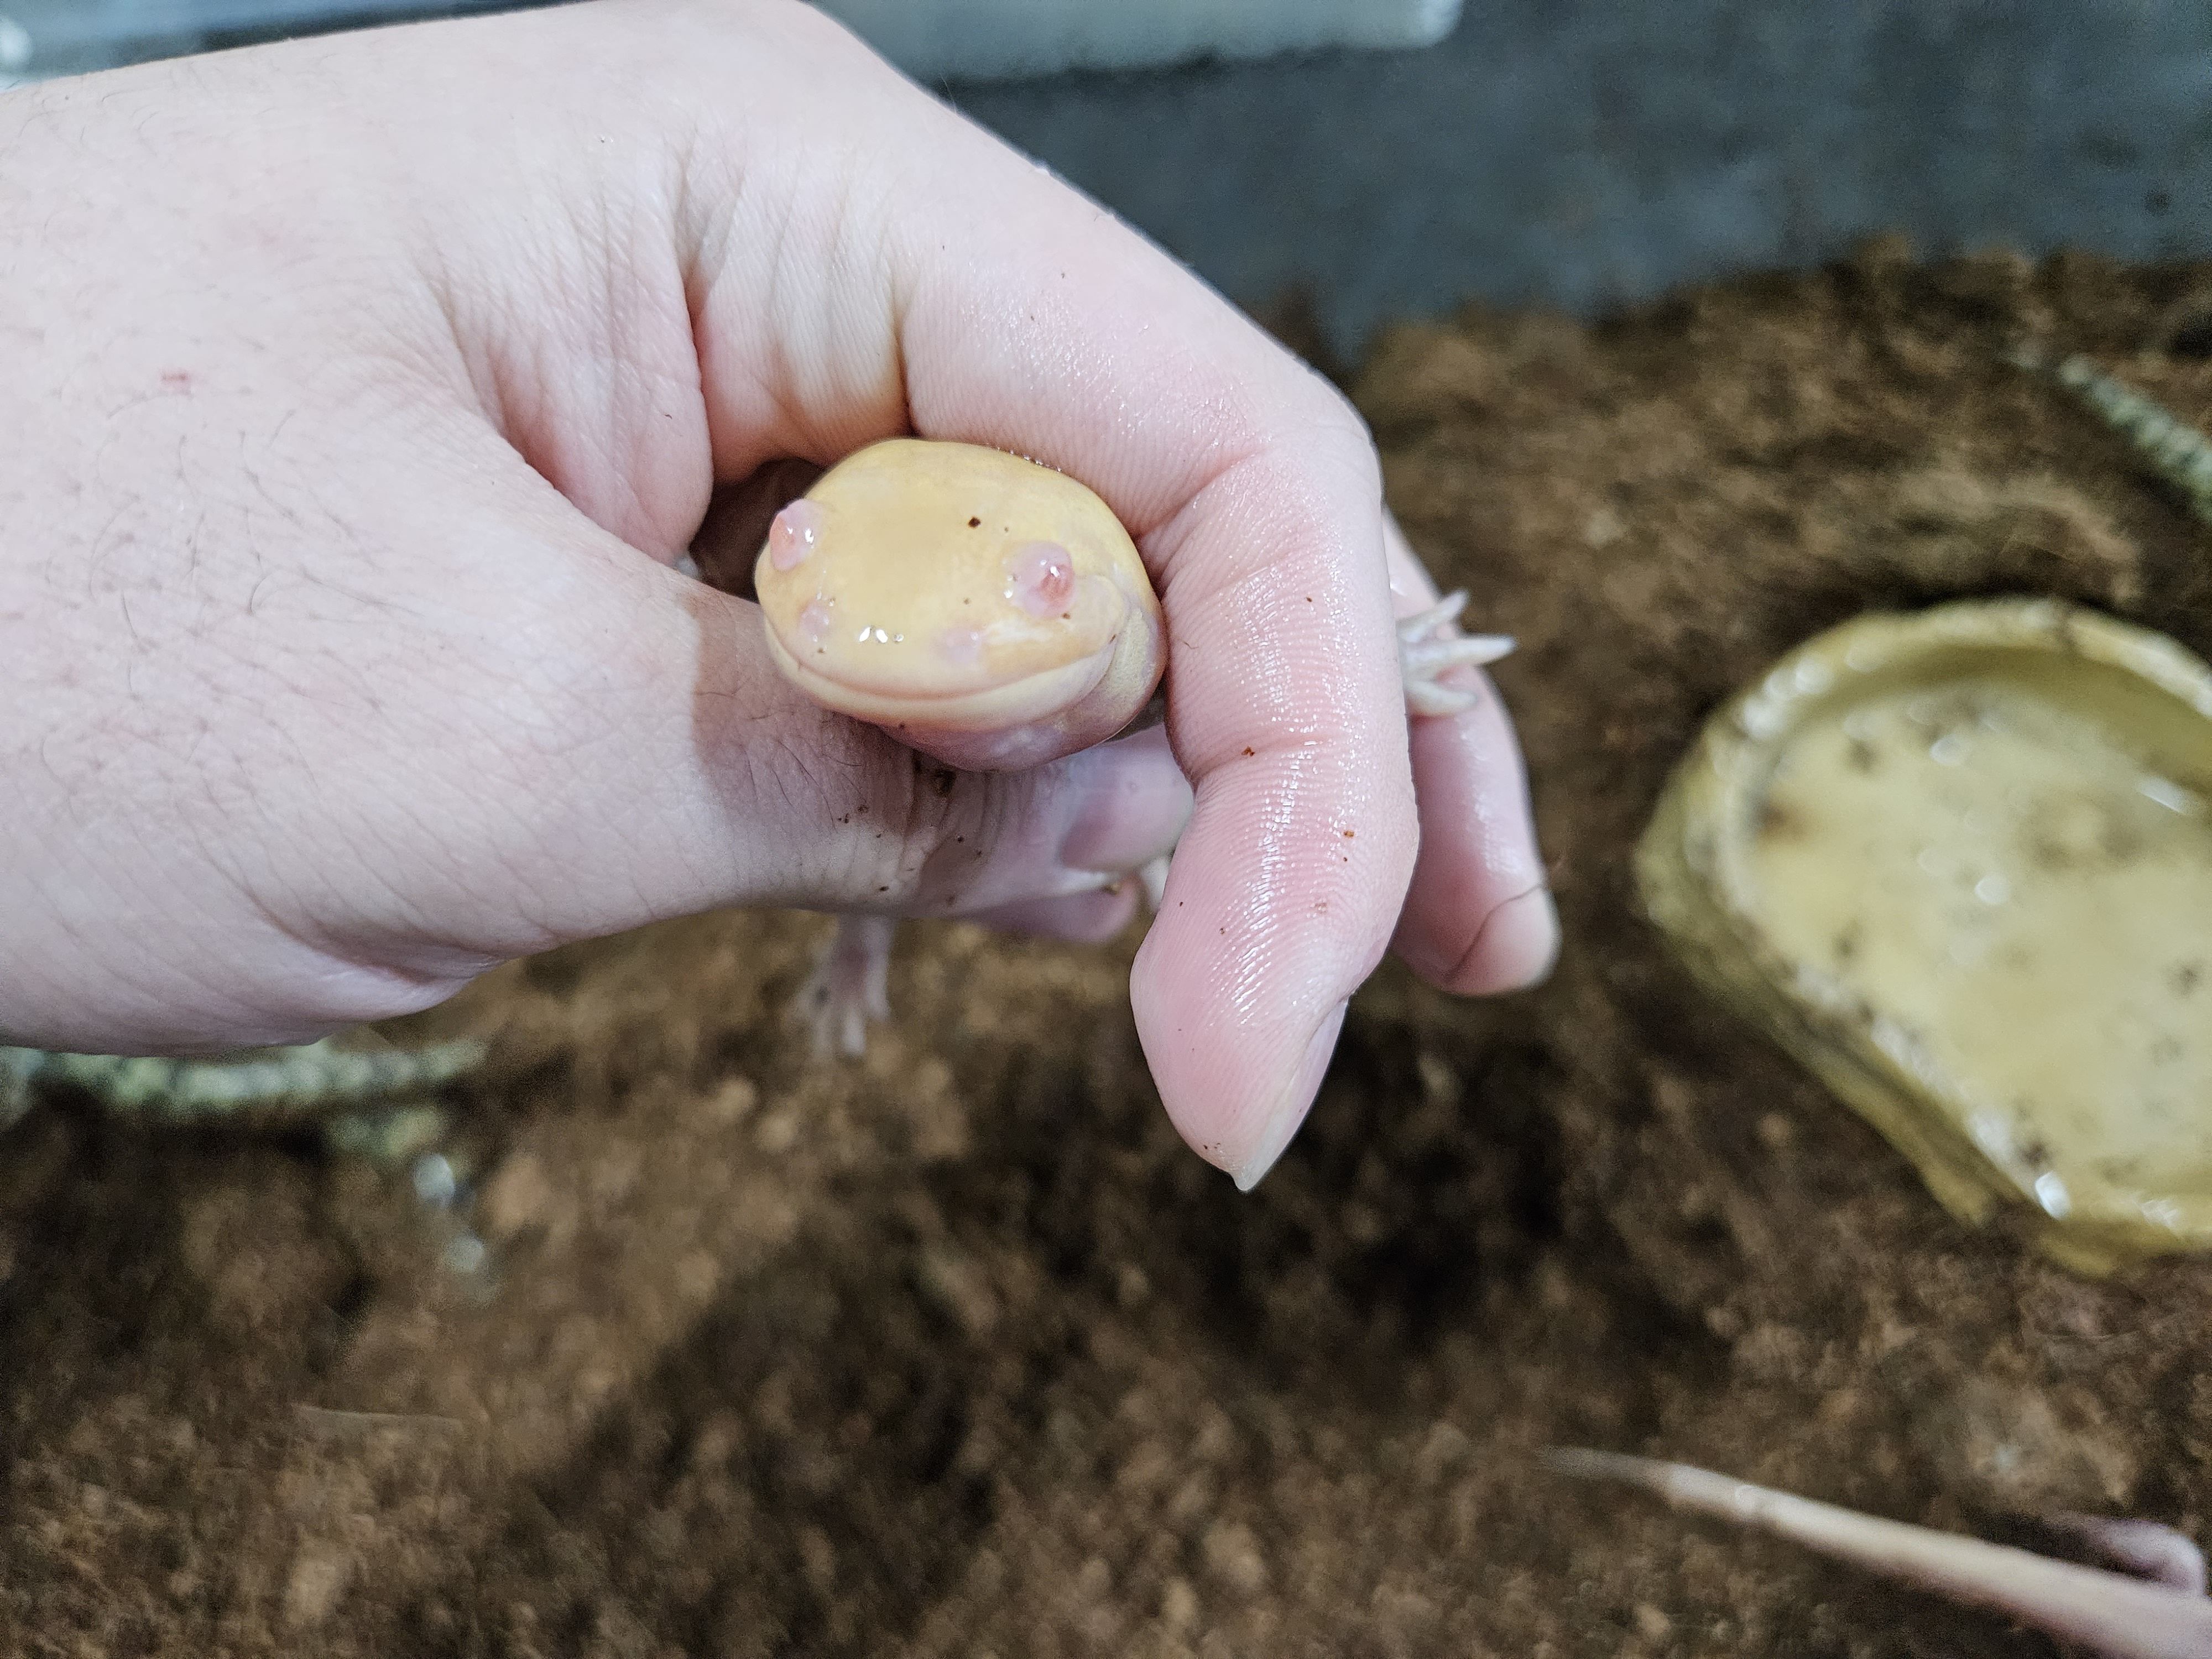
[754,439,1165,771]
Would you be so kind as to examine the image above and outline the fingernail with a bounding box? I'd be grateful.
[1476,886,1561,991]
[1232,999,1349,1192]
[1058,733,1192,876]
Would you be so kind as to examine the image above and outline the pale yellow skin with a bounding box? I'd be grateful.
[753,439,1166,773]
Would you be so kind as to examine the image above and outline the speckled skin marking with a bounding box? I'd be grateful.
[2007,344,2212,521]
[755,438,1516,1060]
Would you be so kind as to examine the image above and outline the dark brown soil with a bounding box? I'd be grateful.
[11,244,2212,1657]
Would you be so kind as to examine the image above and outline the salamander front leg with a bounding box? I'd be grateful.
[797,914,897,1059]
[1399,591,1514,717]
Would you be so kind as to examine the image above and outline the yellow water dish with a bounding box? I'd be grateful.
[1639,599,2212,1274]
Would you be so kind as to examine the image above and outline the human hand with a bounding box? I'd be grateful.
[0,0,1551,1185]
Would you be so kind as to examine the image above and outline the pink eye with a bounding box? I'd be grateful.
[768,500,824,571]
[1005,541,1076,617]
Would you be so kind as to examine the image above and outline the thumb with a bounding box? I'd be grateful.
[7,449,1191,1052]
[342,497,1197,974]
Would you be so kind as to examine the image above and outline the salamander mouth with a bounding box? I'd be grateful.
[758,564,1136,707]
[760,623,1120,733]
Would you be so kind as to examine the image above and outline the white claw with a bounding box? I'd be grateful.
[1403,633,1517,676]
[1404,678,1485,718]
[1397,588,1513,718]
[1397,589,1471,643]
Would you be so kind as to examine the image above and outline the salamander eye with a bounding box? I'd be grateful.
[768,500,824,571]
[1004,541,1075,618]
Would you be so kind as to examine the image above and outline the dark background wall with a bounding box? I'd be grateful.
[11,1,2211,354]
[952,3,2212,354]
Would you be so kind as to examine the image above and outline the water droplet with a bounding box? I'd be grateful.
[2033,1171,2072,1218]
[938,625,984,666]
[2140,775,2199,815]
[411,1152,458,1209]
[1929,733,1969,766]
[1974,873,2011,906]
[797,599,833,643]
[1968,1108,2015,1161]
[1740,701,1786,741]
[444,1233,488,1274]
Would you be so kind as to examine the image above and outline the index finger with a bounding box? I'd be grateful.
[894,155,1416,1189]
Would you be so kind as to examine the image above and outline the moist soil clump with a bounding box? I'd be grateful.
[10,244,2212,1656]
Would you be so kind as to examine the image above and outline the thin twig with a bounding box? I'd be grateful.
[1546,1447,2212,1659]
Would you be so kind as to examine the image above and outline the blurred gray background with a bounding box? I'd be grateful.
[7,1,2209,357]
